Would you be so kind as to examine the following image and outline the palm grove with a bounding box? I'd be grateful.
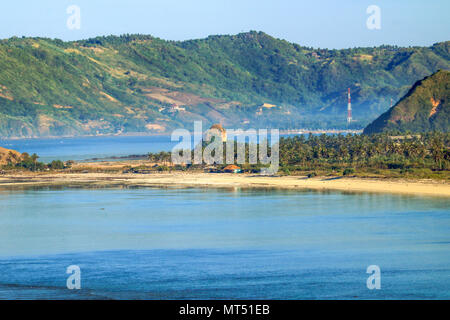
[277,133,449,179]
[144,132,450,179]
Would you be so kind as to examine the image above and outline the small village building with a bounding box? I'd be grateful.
[223,164,242,173]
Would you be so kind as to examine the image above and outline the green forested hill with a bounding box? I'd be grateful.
[363,70,449,134]
[0,31,449,137]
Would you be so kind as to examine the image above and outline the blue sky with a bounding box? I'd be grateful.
[0,0,448,48]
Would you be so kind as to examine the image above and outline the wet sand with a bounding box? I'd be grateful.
[0,172,449,197]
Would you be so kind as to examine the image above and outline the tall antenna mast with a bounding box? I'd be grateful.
[347,88,352,124]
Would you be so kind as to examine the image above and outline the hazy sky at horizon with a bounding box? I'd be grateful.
[0,0,448,48]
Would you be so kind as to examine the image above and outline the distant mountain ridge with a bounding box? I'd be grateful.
[363,70,449,134]
[0,31,449,137]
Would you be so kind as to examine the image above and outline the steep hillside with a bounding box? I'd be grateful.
[363,70,449,134]
[0,146,22,165]
[0,32,449,137]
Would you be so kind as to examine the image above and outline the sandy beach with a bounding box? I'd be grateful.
[0,172,449,197]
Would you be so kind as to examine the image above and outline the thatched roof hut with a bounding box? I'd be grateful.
[223,164,241,173]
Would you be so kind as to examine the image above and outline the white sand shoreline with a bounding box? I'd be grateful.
[0,172,449,197]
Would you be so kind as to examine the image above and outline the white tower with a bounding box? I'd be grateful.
[347,88,352,124]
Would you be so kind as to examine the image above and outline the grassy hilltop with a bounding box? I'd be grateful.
[364,70,449,134]
[0,31,449,137]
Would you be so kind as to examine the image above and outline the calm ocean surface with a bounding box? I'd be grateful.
[0,135,175,163]
[0,134,301,163]
[0,187,449,300]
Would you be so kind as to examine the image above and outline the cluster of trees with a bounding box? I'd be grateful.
[146,132,450,177]
[147,151,172,164]
[1,152,71,171]
[1,152,45,171]
[279,132,450,172]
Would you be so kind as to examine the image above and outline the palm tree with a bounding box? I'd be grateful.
[31,154,39,171]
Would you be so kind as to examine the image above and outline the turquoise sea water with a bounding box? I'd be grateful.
[0,187,449,300]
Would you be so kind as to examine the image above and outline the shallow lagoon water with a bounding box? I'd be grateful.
[0,187,448,299]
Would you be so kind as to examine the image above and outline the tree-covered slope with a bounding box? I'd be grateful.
[363,70,449,134]
[0,31,449,137]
